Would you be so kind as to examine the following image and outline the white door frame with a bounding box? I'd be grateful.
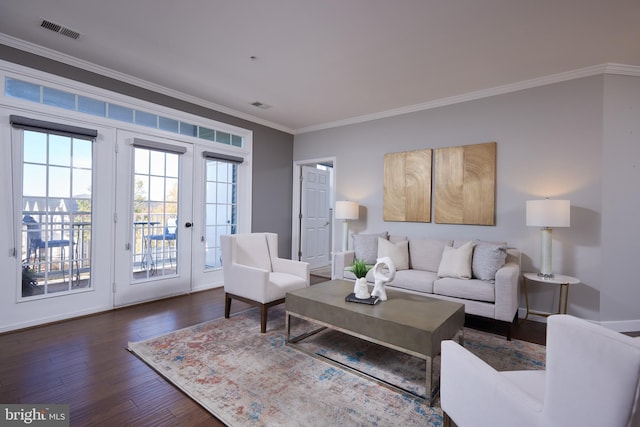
[291,157,335,263]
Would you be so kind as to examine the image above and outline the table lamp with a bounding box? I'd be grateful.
[335,201,359,252]
[526,198,570,278]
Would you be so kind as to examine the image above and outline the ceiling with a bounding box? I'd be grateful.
[1,0,639,134]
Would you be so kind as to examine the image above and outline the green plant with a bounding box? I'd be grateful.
[349,258,371,279]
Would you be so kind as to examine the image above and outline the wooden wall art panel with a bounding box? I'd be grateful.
[434,142,496,225]
[383,149,432,222]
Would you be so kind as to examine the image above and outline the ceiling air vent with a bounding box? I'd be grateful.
[250,101,272,109]
[40,19,81,40]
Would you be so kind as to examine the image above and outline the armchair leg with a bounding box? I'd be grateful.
[260,304,268,333]
[223,292,285,333]
[224,293,232,319]
[443,412,452,427]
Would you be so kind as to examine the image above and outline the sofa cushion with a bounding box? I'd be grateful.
[352,232,388,264]
[472,243,507,281]
[409,238,453,272]
[377,237,409,270]
[388,269,438,294]
[434,277,496,303]
[438,240,475,279]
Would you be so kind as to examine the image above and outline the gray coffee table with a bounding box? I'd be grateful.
[285,279,465,405]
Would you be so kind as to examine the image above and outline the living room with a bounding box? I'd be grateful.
[1,1,639,426]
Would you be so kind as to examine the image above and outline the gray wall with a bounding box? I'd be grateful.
[601,75,640,322]
[294,74,640,326]
[0,44,295,257]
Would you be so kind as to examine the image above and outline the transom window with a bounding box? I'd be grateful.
[5,77,243,147]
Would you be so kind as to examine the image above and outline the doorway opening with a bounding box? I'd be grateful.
[292,158,335,279]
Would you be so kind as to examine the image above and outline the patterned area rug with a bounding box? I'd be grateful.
[128,307,545,427]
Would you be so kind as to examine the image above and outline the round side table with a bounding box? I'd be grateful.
[522,272,580,320]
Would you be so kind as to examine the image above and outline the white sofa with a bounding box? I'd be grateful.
[333,233,521,338]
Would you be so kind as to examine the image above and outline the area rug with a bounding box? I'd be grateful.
[128,307,545,427]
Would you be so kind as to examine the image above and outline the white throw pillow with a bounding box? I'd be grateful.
[437,240,475,279]
[377,237,409,270]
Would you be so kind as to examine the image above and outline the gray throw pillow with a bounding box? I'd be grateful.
[352,232,388,264]
[472,243,507,281]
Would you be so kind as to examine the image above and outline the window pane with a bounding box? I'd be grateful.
[43,87,76,110]
[179,122,197,137]
[165,178,178,202]
[149,176,165,201]
[165,153,179,178]
[217,163,230,181]
[78,96,106,116]
[134,149,150,174]
[149,151,165,176]
[108,104,134,122]
[23,164,47,197]
[216,132,231,145]
[135,110,158,128]
[216,183,228,204]
[199,127,215,141]
[134,176,149,200]
[24,131,47,164]
[73,139,92,168]
[49,166,71,198]
[6,78,40,102]
[73,169,92,197]
[159,117,179,133]
[49,135,71,167]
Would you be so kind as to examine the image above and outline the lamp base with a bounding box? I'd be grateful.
[537,272,555,279]
[341,220,349,252]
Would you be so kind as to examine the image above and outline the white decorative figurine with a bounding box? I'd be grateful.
[354,277,371,299]
[371,256,396,301]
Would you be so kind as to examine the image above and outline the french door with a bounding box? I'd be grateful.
[113,130,194,306]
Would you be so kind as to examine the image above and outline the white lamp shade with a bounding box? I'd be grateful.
[526,199,570,228]
[335,201,359,220]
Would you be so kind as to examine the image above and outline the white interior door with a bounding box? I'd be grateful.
[300,165,331,269]
[113,130,193,306]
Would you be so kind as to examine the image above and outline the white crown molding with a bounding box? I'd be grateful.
[296,63,640,134]
[3,33,639,136]
[604,62,640,76]
[0,33,296,135]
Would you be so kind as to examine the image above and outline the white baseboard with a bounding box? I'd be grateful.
[518,307,640,333]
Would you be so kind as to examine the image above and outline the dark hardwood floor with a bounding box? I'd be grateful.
[0,275,547,426]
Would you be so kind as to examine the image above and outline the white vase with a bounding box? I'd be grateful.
[354,277,370,299]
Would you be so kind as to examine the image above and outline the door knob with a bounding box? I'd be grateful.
[185,222,193,228]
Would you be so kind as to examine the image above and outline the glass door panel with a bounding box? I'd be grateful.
[20,130,93,298]
[113,130,192,307]
[132,148,179,279]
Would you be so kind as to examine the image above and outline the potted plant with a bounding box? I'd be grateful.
[349,259,371,298]
[21,265,39,296]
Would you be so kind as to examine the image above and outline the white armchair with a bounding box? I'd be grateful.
[441,314,640,427]
[220,233,310,333]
